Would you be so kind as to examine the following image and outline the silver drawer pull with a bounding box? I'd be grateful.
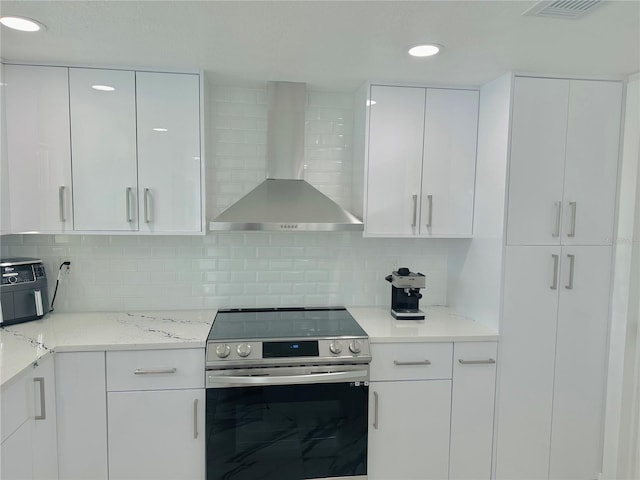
[373,391,379,430]
[426,194,433,228]
[568,202,577,237]
[553,201,562,237]
[134,368,177,375]
[411,194,418,228]
[59,186,66,223]
[33,377,46,420]
[193,398,199,439]
[393,360,431,366]
[458,358,496,365]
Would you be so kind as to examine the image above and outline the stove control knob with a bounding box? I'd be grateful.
[329,341,343,355]
[349,340,362,355]
[215,344,231,359]
[237,343,252,358]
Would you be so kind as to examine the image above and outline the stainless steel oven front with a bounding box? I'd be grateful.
[206,364,369,480]
[204,307,371,480]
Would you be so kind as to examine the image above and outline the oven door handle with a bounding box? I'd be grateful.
[207,369,369,387]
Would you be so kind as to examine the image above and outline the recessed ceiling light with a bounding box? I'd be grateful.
[0,16,44,32]
[91,85,115,92]
[408,44,442,58]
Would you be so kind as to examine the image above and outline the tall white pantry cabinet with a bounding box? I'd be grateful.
[494,76,623,480]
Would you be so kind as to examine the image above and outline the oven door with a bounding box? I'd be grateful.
[206,365,369,480]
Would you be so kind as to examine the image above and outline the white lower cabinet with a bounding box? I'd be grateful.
[1,419,34,480]
[369,379,452,480]
[1,355,58,480]
[496,245,612,480]
[55,352,108,480]
[105,349,205,480]
[107,389,205,480]
[449,342,497,480]
[368,341,497,480]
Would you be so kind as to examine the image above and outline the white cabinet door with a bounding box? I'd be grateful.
[368,380,451,480]
[136,72,202,233]
[495,246,561,479]
[5,64,73,233]
[32,356,58,480]
[70,68,137,231]
[421,88,478,236]
[506,77,569,246]
[450,342,497,480]
[107,389,205,480]
[1,420,34,480]
[55,352,108,480]
[366,85,425,236]
[549,246,612,479]
[562,81,622,246]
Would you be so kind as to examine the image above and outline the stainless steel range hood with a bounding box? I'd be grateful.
[209,82,363,232]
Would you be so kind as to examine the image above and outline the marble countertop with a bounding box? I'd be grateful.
[1,305,498,388]
[1,310,216,388]
[348,306,499,343]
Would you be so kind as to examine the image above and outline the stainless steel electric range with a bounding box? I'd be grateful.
[205,307,371,480]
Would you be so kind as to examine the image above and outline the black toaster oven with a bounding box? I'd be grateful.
[0,258,49,326]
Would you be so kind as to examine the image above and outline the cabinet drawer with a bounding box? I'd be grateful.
[370,343,453,381]
[107,349,204,391]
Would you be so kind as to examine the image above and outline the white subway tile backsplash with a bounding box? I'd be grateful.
[4,86,451,312]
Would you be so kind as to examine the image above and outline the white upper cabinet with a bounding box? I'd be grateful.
[366,85,426,236]
[421,88,479,236]
[136,72,202,233]
[5,64,73,233]
[70,68,138,232]
[506,77,623,246]
[364,84,478,237]
[562,80,623,246]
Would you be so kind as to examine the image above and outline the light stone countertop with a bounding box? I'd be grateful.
[0,310,216,388]
[1,305,498,389]
[347,306,499,343]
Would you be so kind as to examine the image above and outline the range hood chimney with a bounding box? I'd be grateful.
[209,82,364,232]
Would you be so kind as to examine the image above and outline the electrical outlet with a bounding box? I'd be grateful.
[61,262,71,276]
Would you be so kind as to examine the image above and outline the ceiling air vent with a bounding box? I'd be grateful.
[523,0,604,19]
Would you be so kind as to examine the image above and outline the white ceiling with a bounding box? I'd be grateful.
[1,0,639,91]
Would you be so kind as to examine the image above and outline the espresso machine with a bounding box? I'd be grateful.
[385,267,426,320]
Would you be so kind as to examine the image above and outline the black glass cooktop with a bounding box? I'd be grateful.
[208,307,367,341]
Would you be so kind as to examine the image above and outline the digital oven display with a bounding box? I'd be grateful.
[262,340,319,358]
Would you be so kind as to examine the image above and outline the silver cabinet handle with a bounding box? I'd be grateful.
[34,290,43,316]
[143,188,151,223]
[411,194,418,227]
[426,194,433,228]
[568,202,577,237]
[59,186,66,222]
[133,368,177,375]
[208,369,368,387]
[553,201,562,237]
[565,254,575,290]
[458,358,496,365]
[551,254,559,290]
[126,187,133,223]
[393,360,432,366]
[34,377,46,420]
[193,398,199,439]
[373,391,379,430]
